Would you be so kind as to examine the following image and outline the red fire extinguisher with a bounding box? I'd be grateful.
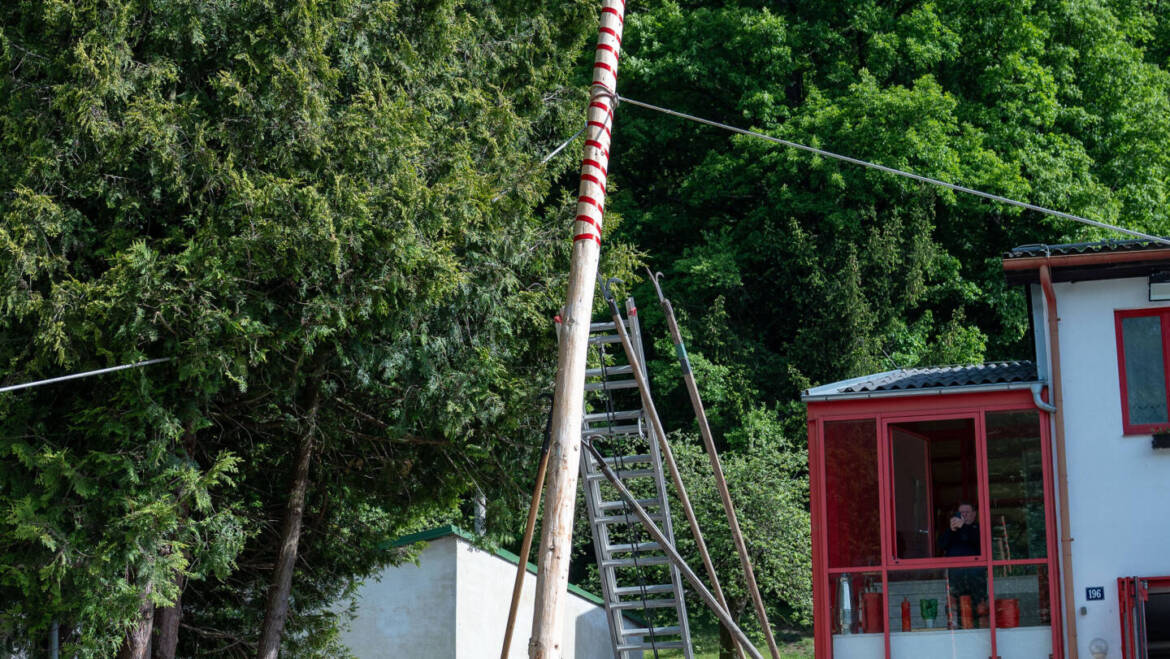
[901,597,911,632]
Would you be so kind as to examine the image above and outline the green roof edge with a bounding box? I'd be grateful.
[386,525,606,606]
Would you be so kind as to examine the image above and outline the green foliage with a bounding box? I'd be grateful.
[669,412,811,644]
[0,0,600,655]
[603,0,1170,629]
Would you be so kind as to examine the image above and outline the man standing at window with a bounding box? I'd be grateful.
[940,503,980,556]
[941,502,986,627]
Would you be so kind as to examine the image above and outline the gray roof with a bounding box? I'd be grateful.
[1005,239,1170,259]
[803,361,1039,401]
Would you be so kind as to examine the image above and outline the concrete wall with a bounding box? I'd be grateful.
[454,539,617,659]
[340,532,621,658]
[1037,277,1170,658]
[342,535,459,658]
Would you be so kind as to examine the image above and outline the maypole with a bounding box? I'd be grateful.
[528,1,625,656]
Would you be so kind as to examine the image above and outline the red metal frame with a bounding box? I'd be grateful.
[884,416,981,567]
[1118,575,1170,659]
[807,389,1062,659]
[1114,308,1170,435]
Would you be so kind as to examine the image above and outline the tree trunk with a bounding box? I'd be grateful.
[151,594,181,659]
[256,383,322,659]
[154,432,195,659]
[719,597,749,659]
[117,580,155,659]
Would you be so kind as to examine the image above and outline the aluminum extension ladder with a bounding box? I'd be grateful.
[579,296,694,658]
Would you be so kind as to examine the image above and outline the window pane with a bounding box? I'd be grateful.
[829,572,884,659]
[986,411,1048,560]
[889,419,979,560]
[888,568,991,658]
[825,419,880,568]
[993,565,1053,659]
[1122,315,1168,425]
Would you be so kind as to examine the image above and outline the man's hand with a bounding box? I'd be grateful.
[950,516,963,531]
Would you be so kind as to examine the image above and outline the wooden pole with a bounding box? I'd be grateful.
[582,441,764,659]
[528,2,625,656]
[649,269,782,659]
[501,399,555,659]
[601,288,745,659]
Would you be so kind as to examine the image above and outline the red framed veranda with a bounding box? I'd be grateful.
[806,389,1063,659]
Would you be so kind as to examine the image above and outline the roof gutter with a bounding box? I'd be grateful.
[1004,248,1170,271]
[1039,263,1078,659]
[801,380,1043,403]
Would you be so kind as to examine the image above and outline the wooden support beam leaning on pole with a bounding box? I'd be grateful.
[528,2,625,657]
[581,440,764,659]
[649,269,782,659]
[600,283,745,659]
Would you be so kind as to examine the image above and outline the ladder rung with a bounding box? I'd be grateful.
[595,512,665,524]
[584,379,638,392]
[614,583,676,596]
[601,555,670,569]
[610,597,679,610]
[599,454,651,465]
[582,424,642,437]
[617,640,686,651]
[584,409,641,423]
[620,625,681,637]
[598,497,659,511]
[586,364,634,377]
[590,321,617,332]
[605,541,662,554]
[588,334,623,345]
[614,596,680,610]
[586,468,656,481]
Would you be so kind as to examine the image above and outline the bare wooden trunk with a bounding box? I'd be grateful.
[151,595,181,659]
[718,598,749,659]
[256,384,321,659]
[117,581,155,659]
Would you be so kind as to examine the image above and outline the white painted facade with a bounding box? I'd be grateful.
[1030,276,1170,658]
[340,531,625,658]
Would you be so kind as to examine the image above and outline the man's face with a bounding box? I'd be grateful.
[958,505,976,525]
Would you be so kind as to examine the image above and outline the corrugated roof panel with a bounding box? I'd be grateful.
[804,361,1039,400]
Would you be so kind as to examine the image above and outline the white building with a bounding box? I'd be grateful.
[340,525,634,658]
[803,240,1170,659]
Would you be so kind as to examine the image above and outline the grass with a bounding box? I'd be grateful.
[656,632,814,659]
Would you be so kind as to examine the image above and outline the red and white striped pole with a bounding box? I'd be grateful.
[529,2,625,657]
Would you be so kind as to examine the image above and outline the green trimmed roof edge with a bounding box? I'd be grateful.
[385,525,605,607]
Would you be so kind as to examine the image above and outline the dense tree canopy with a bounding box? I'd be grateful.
[611,0,1170,437]
[0,0,619,655]
[5,0,1170,656]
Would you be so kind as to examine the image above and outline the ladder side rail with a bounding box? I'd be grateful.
[579,443,627,654]
[625,295,694,657]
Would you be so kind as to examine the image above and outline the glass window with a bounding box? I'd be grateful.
[887,568,991,658]
[986,411,1047,560]
[889,418,979,560]
[1118,311,1170,430]
[824,419,881,568]
[992,565,1053,659]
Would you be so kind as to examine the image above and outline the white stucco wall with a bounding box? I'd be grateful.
[454,540,618,659]
[342,535,459,658]
[1036,277,1170,658]
[340,532,622,658]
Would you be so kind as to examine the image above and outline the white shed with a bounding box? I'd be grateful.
[340,525,632,658]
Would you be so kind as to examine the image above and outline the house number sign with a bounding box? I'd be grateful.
[1086,587,1105,601]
